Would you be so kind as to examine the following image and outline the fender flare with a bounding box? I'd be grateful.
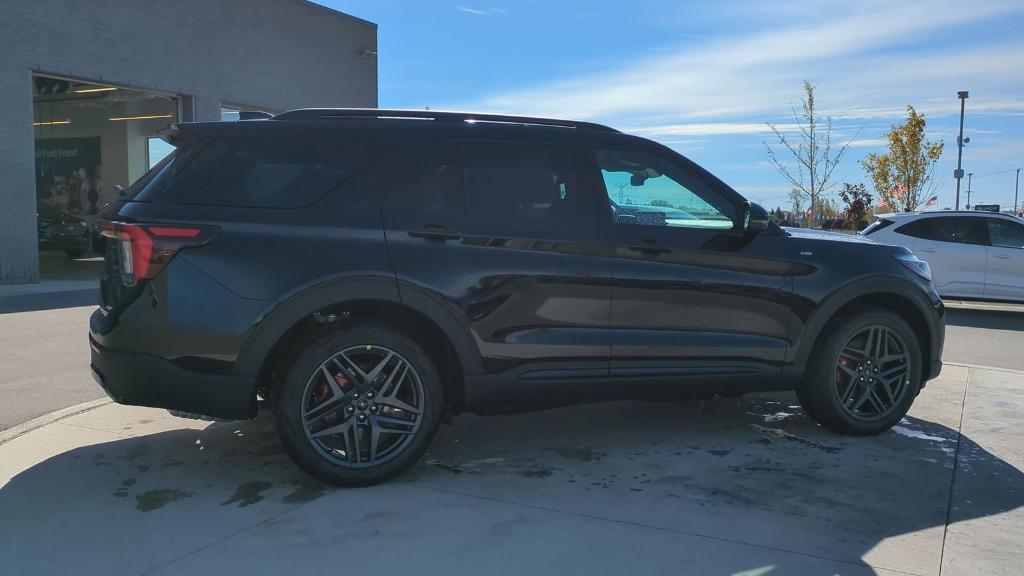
[234,274,483,378]
[787,274,940,368]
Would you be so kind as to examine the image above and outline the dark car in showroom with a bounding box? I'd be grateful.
[89,109,945,486]
[37,202,91,258]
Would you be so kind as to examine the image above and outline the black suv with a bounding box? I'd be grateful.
[89,109,945,486]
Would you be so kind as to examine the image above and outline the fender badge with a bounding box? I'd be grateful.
[800,251,813,256]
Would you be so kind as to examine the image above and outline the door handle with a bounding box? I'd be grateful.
[408,224,462,242]
[628,239,670,256]
[993,253,1011,259]
[918,247,937,253]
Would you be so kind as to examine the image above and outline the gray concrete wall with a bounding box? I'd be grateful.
[0,0,377,283]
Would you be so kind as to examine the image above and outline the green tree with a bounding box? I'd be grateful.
[860,106,943,212]
[649,198,673,208]
[839,183,872,229]
[764,81,858,223]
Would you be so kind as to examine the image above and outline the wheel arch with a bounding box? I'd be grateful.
[235,276,481,414]
[790,275,941,379]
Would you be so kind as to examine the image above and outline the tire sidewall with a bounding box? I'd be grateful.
[275,323,444,486]
[803,308,922,435]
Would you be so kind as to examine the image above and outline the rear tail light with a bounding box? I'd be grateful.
[102,222,217,286]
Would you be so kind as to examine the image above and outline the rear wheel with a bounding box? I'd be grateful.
[797,307,921,435]
[276,323,444,486]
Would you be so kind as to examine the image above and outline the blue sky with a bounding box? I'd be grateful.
[323,0,1024,211]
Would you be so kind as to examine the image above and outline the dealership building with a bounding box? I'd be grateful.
[0,0,377,284]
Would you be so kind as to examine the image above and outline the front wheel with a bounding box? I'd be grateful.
[275,323,444,486]
[797,307,922,435]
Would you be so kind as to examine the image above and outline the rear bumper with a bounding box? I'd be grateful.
[89,334,257,420]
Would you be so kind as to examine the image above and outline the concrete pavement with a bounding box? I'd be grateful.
[1,363,1021,575]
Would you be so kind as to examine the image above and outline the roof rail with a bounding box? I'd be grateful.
[272,108,619,133]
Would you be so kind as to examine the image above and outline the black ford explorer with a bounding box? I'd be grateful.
[89,109,944,486]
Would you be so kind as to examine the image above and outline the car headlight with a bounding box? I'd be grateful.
[894,251,932,282]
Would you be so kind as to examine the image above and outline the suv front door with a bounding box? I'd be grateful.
[899,216,988,299]
[588,146,795,383]
[383,140,612,389]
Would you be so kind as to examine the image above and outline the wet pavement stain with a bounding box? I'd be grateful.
[121,478,136,488]
[515,468,553,479]
[706,449,732,457]
[753,425,841,454]
[428,462,464,474]
[222,481,273,508]
[137,489,193,512]
[543,446,606,462]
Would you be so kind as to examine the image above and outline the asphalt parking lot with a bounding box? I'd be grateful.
[1,361,1021,575]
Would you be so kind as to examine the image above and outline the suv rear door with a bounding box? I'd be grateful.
[383,139,612,385]
[983,217,1024,301]
[586,145,795,382]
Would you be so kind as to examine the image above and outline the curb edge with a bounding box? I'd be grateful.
[0,398,113,446]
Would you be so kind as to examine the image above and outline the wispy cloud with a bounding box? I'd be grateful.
[628,122,801,137]
[456,5,505,16]
[461,0,1024,130]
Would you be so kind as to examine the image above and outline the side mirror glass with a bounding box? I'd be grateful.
[745,203,771,234]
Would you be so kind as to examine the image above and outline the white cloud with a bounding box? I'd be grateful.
[847,138,889,148]
[627,122,801,137]
[455,5,505,15]
[459,0,1024,131]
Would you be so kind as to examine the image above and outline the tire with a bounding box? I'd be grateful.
[65,249,86,259]
[275,323,444,486]
[797,306,922,436]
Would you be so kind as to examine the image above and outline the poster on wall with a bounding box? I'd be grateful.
[35,137,102,216]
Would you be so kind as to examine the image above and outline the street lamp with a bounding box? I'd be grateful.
[954,91,969,210]
[1016,168,1021,216]
[966,172,974,209]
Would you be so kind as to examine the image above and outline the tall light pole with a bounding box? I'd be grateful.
[1015,168,1020,216]
[954,91,969,210]
[966,172,974,209]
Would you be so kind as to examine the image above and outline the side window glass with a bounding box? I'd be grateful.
[462,142,589,231]
[390,143,465,220]
[915,217,985,245]
[152,136,389,208]
[988,219,1024,249]
[594,148,734,230]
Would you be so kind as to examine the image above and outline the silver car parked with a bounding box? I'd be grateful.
[862,211,1024,301]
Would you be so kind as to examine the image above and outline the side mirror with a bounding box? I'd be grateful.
[745,202,771,234]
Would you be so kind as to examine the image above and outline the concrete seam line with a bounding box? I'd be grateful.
[937,365,970,576]
[0,398,112,446]
[410,484,926,576]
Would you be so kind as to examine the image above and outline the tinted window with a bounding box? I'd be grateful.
[594,148,734,230]
[462,142,591,229]
[988,218,1024,249]
[390,143,465,219]
[150,136,388,208]
[898,217,987,245]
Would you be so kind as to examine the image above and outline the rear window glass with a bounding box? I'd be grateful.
[147,136,389,208]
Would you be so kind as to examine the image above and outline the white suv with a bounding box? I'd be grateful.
[863,211,1024,301]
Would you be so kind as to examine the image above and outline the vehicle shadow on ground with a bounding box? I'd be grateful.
[1,395,1021,575]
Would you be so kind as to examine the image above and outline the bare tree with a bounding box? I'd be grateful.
[764,81,860,223]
